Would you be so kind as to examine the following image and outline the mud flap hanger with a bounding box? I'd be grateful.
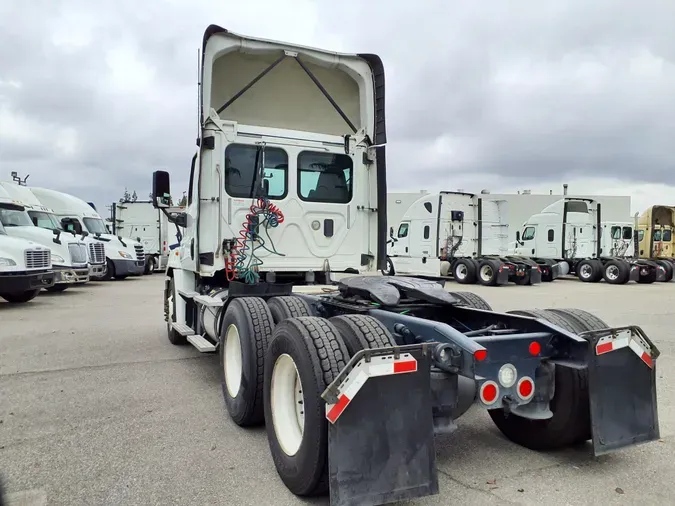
[579,325,660,456]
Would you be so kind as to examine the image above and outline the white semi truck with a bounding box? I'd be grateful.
[144,25,662,506]
[0,181,107,280]
[0,221,55,303]
[109,200,182,274]
[384,191,560,285]
[509,198,661,284]
[0,186,90,291]
[28,187,146,280]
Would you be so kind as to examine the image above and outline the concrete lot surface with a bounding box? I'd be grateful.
[1,276,673,505]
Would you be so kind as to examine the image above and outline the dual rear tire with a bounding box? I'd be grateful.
[219,296,397,497]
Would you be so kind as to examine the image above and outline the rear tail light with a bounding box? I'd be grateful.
[474,349,487,362]
[517,377,535,400]
[529,341,541,356]
[480,381,499,405]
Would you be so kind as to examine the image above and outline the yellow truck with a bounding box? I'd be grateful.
[637,205,675,280]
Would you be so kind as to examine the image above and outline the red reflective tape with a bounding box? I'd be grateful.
[326,394,351,423]
[641,352,653,369]
[393,360,417,374]
[596,342,613,355]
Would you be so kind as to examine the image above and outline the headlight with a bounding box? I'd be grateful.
[52,254,65,263]
[118,251,133,259]
[0,257,17,266]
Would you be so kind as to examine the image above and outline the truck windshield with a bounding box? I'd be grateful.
[0,206,33,227]
[28,211,63,230]
[83,218,108,234]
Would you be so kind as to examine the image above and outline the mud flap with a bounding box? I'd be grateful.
[584,326,660,456]
[324,347,438,506]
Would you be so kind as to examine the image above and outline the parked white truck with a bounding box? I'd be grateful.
[385,191,558,285]
[109,200,180,274]
[0,187,90,291]
[144,25,662,506]
[28,187,146,280]
[0,181,107,280]
[0,221,55,303]
[509,198,660,284]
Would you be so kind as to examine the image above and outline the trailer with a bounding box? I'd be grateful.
[384,191,559,285]
[150,25,660,506]
[509,198,660,284]
[109,200,182,274]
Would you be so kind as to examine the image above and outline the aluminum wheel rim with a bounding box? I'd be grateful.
[456,264,468,280]
[580,264,592,278]
[224,324,243,398]
[271,353,305,457]
[480,264,493,281]
[606,265,619,281]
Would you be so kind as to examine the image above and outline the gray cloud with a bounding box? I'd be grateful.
[1,0,675,213]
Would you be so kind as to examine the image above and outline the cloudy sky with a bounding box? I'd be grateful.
[1,1,674,217]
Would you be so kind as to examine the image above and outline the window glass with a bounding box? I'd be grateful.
[397,223,409,238]
[622,227,633,240]
[611,226,621,240]
[423,226,430,239]
[664,229,672,242]
[0,206,33,227]
[547,229,554,242]
[28,211,63,230]
[638,230,645,242]
[225,144,288,199]
[298,151,353,203]
[654,230,662,241]
[84,218,108,234]
[522,226,535,241]
[567,201,589,213]
[62,218,83,234]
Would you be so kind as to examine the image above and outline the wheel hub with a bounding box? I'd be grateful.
[224,324,243,398]
[271,353,305,457]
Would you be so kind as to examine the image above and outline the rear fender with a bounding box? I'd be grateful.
[322,345,439,506]
[581,326,660,456]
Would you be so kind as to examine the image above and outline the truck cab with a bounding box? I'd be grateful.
[510,199,598,259]
[153,26,385,286]
[637,205,675,260]
[0,186,89,291]
[0,221,55,302]
[0,181,107,280]
[28,187,146,280]
[600,222,634,258]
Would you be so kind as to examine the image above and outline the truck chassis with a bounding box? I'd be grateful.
[165,273,660,506]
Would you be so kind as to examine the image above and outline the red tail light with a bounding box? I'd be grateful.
[517,377,535,400]
[480,381,499,405]
[528,341,541,356]
[474,349,488,362]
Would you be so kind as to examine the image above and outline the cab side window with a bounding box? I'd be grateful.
[397,223,409,238]
[522,226,535,241]
[225,144,288,199]
[298,151,353,203]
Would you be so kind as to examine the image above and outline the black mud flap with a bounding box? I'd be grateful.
[584,326,660,456]
[549,262,562,280]
[529,267,542,284]
[324,346,438,506]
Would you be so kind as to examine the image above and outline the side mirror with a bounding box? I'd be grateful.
[516,231,521,243]
[389,227,394,237]
[152,170,171,208]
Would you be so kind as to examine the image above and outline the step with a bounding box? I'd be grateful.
[187,334,217,352]
[177,289,199,299]
[193,294,226,307]
[171,322,195,337]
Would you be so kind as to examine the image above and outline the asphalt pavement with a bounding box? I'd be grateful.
[1,275,673,505]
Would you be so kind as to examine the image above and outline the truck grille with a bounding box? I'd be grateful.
[88,243,106,264]
[68,243,88,265]
[134,244,145,261]
[25,249,51,270]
